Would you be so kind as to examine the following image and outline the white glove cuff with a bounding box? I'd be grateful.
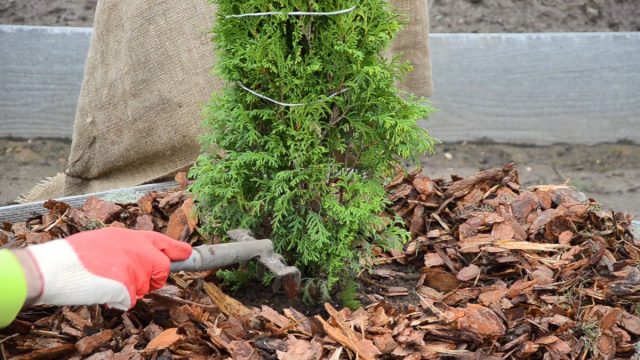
[27,240,132,310]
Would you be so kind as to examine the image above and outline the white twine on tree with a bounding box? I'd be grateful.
[237,82,348,108]
[225,6,357,19]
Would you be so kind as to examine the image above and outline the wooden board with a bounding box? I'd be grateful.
[1,26,639,144]
[0,25,90,139]
[427,32,640,145]
[0,182,176,224]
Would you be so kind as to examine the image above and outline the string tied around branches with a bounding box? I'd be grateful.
[225,6,357,19]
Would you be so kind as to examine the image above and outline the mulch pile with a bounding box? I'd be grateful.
[1,165,638,360]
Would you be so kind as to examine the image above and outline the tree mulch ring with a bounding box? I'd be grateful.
[1,164,638,359]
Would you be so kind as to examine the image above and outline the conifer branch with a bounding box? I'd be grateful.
[190,0,436,293]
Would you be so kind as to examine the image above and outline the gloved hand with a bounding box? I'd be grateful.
[14,228,192,310]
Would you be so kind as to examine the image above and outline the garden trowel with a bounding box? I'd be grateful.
[169,229,301,295]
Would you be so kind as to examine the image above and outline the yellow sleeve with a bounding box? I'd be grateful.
[0,249,28,328]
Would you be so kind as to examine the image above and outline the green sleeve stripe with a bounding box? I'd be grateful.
[0,250,27,328]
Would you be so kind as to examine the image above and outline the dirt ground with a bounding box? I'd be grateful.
[0,0,97,27]
[430,0,640,32]
[0,139,69,204]
[2,139,638,217]
[1,0,639,31]
[1,1,638,217]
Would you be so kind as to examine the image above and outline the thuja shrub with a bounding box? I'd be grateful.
[190,0,435,292]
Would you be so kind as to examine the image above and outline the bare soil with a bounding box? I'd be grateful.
[0,0,97,27]
[430,0,640,33]
[0,139,69,204]
[2,139,638,217]
[422,142,640,216]
[1,0,639,32]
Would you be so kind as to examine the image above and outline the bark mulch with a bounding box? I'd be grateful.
[1,164,638,360]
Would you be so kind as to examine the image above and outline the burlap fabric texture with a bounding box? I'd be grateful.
[20,0,432,202]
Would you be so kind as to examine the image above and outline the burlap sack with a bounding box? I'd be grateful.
[21,0,431,202]
[390,0,433,97]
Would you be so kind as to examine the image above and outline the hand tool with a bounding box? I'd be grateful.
[170,229,301,295]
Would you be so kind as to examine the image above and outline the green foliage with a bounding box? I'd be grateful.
[338,279,361,310]
[190,0,435,293]
[217,268,255,292]
[84,220,105,231]
[576,320,601,356]
[302,278,332,305]
[217,263,275,292]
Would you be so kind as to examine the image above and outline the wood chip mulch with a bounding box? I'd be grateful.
[1,164,638,360]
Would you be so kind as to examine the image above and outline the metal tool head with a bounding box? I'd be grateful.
[227,229,301,296]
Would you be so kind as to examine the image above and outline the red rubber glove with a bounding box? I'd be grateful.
[20,228,192,310]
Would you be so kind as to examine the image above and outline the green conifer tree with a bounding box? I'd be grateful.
[190,0,435,293]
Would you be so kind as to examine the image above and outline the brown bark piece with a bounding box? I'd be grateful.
[84,350,115,360]
[369,306,392,327]
[597,335,616,360]
[67,207,89,227]
[63,308,92,329]
[283,308,313,337]
[388,183,413,202]
[424,253,444,267]
[276,335,315,360]
[511,192,538,222]
[456,304,506,337]
[165,197,196,240]
[373,333,398,354]
[317,317,380,360]
[386,287,410,296]
[175,172,190,190]
[203,282,253,318]
[144,328,183,352]
[137,193,155,214]
[558,230,573,245]
[491,222,515,240]
[456,264,481,282]
[158,191,184,209]
[619,311,640,335]
[445,165,515,199]
[478,289,506,307]
[134,215,155,231]
[9,344,77,360]
[76,329,114,355]
[458,234,493,253]
[545,215,574,239]
[260,305,291,330]
[228,341,260,360]
[82,196,123,222]
[26,232,53,244]
[413,174,434,200]
[424,267,461,292]
[319,304,381,360]
[409,204,425,235]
